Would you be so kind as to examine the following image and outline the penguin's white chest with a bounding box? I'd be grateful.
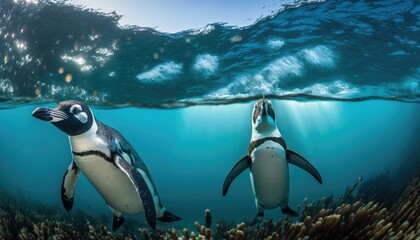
[74,154,144,215]
[70,133,143,215]
[250,140,289,209]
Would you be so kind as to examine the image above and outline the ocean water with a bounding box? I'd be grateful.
[0,0,419,238]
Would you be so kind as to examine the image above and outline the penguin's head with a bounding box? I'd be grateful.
[32,100,94,136]
[252,99,276,131]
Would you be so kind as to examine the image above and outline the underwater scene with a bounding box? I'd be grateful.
[0,0,419,239]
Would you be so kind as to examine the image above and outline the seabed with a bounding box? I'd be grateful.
[0,168,419,240]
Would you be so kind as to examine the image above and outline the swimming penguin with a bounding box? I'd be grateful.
[32,100,181,230]
[222,99,322,225]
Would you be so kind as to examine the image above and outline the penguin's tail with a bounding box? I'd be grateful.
[157,210,182,222]
[282,206,298,217]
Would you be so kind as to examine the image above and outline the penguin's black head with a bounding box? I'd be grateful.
[252,99,276,129]
[32,100,94,136]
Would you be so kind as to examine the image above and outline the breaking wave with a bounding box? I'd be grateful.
[0,0,419,108]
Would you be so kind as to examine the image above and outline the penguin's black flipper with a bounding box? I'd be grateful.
[61,160,80,211]
[157,210,182,222]
[282,206,298,217]
[286,149,322,184]
[114,155,157,229]
[112,214,124,231]
[223,155,251,196]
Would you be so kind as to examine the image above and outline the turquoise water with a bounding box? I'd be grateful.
[0,100,419,224]
[0,0,419,233]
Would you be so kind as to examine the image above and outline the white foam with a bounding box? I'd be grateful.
[401,78,419,95]
[295,80,359,96]
[267,38,285,49]
[230,35,243,43]
[0,79,14,94]
[47,84,108,101]
[192,54,219,77]
[207,79,360,100]
[208,74,278,99]
[300,45,335,68]
[190,25,216,35]
[207,76,420,101]
[207,55,303,98]
[389,50,408,56]
[136,61,183,83]
[262,56,304,81]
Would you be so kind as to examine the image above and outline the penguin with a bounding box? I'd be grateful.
[32,100,181,231]
[222,99,322,225]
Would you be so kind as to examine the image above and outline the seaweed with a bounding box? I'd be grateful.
[0,169,419,239]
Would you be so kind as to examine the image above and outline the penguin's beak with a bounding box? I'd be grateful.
[32,107,68,122]
[261,101,267,117]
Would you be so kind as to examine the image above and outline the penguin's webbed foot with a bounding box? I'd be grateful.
[282,206,298,217]
[157,210,182,222]
[250,212,264,226]
[112,215,124,231]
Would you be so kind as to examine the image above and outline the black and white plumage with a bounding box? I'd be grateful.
[32,100,181,231]
[222,99,322,225]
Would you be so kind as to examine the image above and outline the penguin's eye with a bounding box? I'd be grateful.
[70,105,82,115]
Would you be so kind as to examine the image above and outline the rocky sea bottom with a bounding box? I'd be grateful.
[0,169,419,240]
